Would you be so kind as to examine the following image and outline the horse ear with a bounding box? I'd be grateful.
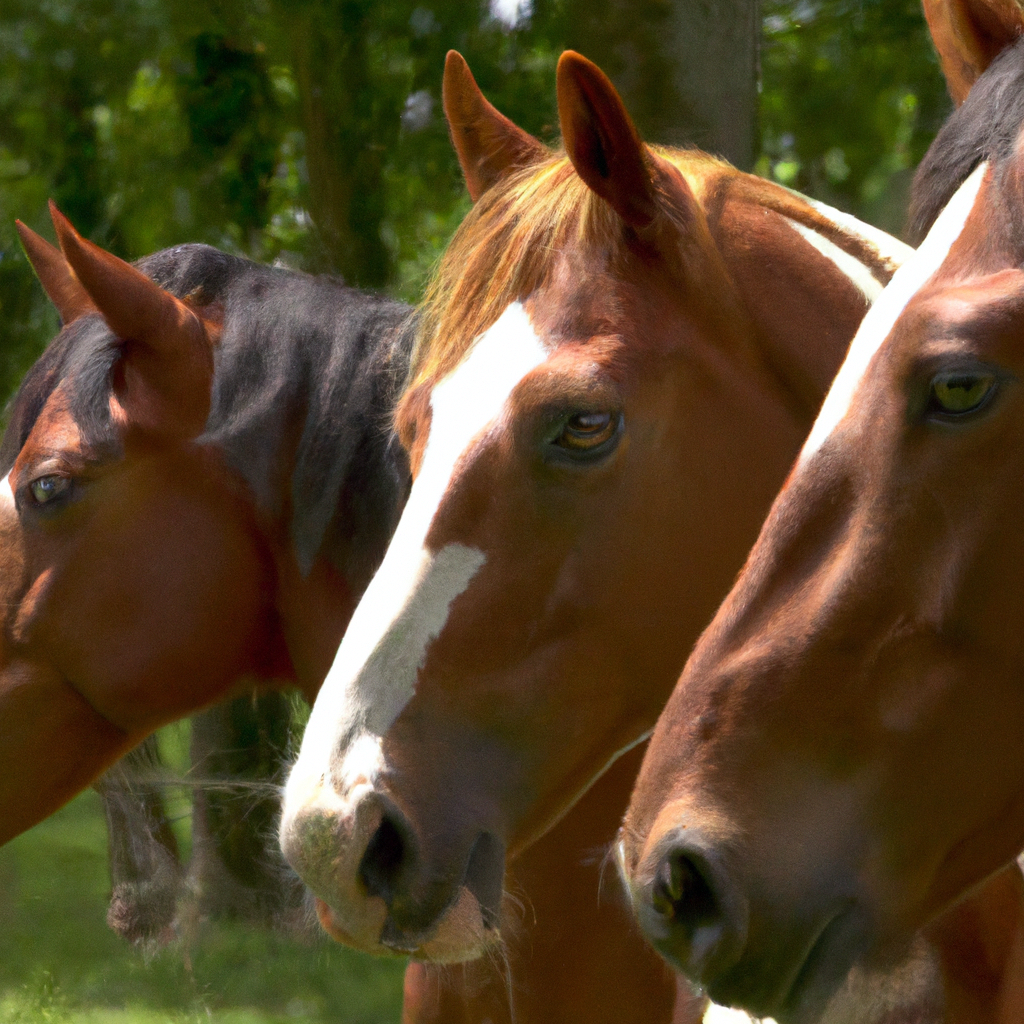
[48,202,216,439]
[556,50,658,228]
[16,219,97,325]
[923,0,1024,104]
[442,50,548,201]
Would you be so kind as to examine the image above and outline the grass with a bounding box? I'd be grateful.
[0,769,406,1023]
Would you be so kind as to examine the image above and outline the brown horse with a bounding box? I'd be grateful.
[279,48,908,1022]
[621,3,1024,1021]
[6,214,419,943]
[2,211,412,846]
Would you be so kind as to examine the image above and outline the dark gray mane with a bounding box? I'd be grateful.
[0,315,122,472]
[907,35,1024,244]
[2,244,415,590]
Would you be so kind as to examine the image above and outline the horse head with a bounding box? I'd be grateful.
[0,210,274,843]
[280,49,902,963]
[621,3,1024,1020]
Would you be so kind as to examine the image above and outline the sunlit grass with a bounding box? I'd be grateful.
[0,785,405,1023]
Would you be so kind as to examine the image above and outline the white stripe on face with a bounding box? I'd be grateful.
[0,475,14,510]
[784,217,886,303]
[703,1004,764,1023]
[799,162,988,464]
[286,301,549,806]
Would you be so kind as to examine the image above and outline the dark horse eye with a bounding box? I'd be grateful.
[928,371,997,416]
[554,411,619,451]
[29,474,70,505]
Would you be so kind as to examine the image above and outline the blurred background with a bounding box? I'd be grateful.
[1,0,949,399]
[0,1,950,1020]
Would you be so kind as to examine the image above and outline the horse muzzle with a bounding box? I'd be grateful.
[280,774,505,962]
[626,823,750,989]
[624,811,873,1023]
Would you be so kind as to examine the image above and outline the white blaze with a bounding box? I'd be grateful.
[286,302,548,806]
[800,162,988,463]
[703,1007,768,1024]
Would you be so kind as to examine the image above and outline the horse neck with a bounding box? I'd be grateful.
[697,167,912,428]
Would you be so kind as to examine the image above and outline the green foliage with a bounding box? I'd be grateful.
[759,0,950,232]
[0,0,953,413]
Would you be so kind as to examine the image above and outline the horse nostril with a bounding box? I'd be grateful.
[641,839,747,986]
[652,851,718,926]
[358,813,408,905]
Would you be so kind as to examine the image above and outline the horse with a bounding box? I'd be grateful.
[3,210,412,903]
[279,48,913,1023]
[620,2,1024,1021]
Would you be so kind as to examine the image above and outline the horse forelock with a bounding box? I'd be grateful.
[411,154,614,399]
[408,147,738,407]
[0,316,120,476]
[908,33,1024,245]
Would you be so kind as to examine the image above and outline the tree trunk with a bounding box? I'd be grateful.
[283,0,393,286]
[561,0,760,169]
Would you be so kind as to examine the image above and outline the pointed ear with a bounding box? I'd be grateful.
[49,201,207,357]
[443,50,548,201]
[49,202,216,439]
[556,51,659,228]
[16,219,97,325]
[923,0,1024,105]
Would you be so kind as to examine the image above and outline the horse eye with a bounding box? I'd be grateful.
[29,474,70,505]
[554,411,619,451]
[928,371,997,416]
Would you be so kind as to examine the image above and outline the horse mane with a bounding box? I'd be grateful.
[2,244,415,585]
[0,315,121,476]
[409,145,899,424]
[907,34,1024,244]
[410,147,720,403]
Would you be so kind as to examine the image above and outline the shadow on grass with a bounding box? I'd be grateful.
[0,790,406,1023]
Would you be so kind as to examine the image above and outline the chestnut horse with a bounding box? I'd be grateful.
[622,3,1024,1022]
[2,211,413,850]
[280,49,910,1023]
